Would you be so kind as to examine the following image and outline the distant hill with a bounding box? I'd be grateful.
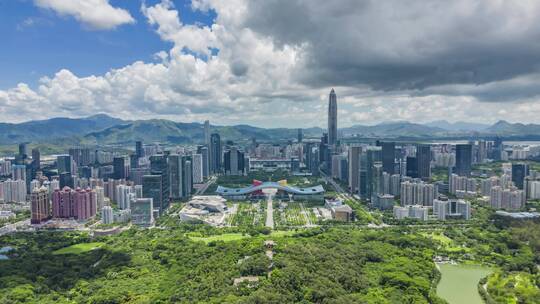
[3,114,540,147]
[425,120,489,132]
[82,120,323,145]
[0,114,125,144]
[484,120,540,136]
[341,122,448,138]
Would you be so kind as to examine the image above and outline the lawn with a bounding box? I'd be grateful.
[421,232,453,246]
[421,231,471,253]
[52,242,105,255]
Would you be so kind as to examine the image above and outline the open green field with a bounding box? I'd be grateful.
[421,231,471,253]
[52,242,105,255]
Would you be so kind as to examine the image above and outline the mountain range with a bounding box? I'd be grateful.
[1,115,540,146]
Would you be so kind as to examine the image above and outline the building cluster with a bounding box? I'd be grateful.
[472,163,534,211]
[0,120,256,227]
[433,199,471,220]
[324,198,353,222]
[400,180,438,206]
[0,133,222,226]
[393,205,429,221]
[449,174,477,198]
[6,88,540,229]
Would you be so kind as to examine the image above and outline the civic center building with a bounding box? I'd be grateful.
[216,180,325,201]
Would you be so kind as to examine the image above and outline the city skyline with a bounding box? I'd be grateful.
[2,1,540,127]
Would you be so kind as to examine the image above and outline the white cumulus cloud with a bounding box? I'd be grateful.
[2,0,540,127]
[34,0,134,30]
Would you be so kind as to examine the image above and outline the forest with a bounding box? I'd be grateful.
[1,209,539,303]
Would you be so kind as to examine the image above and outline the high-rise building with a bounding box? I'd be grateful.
[360,147,381,200]
[31,186,49,224]
[389,174,401,196]
[197,145,209,178]
[477,140,487,163]
[455,144,472,177]
[136,141,144,159]
[0,179,27,203]
[116,184,134,210]
[150,154,170,211]
[381,142,395,174]
[182,156,193,198]
[393,205,428,221]
[328,89,338,146]
[68,148,82,166]
[449,174,477,195]
[59,172,74,189]
[209,133,222,174]
[52,187,97,220]
[406,157,418,178]
[101,205,114,224]
[168,154,184,200]
[297,128,303,143]
[490,186,525,210]
[371,162,383,201]
[142,175,163,214]
[18,143,28,162]
[416,144,431,179]
[511,163,529,190]
[400,181,437,206]
[0,159,12,176]
[31,148,40,171]
[192,154,203,183]
[57,155,73,175]
[224,147,245,176]
[348,146,361,193]
[95,186,105,212]
[204,120,210,145]
[492,137,503,161]
[113,156,127,179]
[131,198,154,227]
[12,164,26,181]
[433,199,471,220]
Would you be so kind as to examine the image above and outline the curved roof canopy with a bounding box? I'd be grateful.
[216,181,324,195]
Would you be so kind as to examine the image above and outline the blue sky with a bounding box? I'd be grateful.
[0,0,215,89]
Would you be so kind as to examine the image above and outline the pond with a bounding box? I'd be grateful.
[436,263,491,304]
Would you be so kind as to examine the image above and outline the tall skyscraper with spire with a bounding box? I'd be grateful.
[204,120,210,145]
[328,88,338,146]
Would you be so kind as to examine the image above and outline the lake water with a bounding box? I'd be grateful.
[436,263,491,304]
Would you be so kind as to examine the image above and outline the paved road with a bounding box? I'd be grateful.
[265,194,274,229]
[195,176,217,195]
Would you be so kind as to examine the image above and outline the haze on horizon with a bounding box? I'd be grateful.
[1,0,540,128]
